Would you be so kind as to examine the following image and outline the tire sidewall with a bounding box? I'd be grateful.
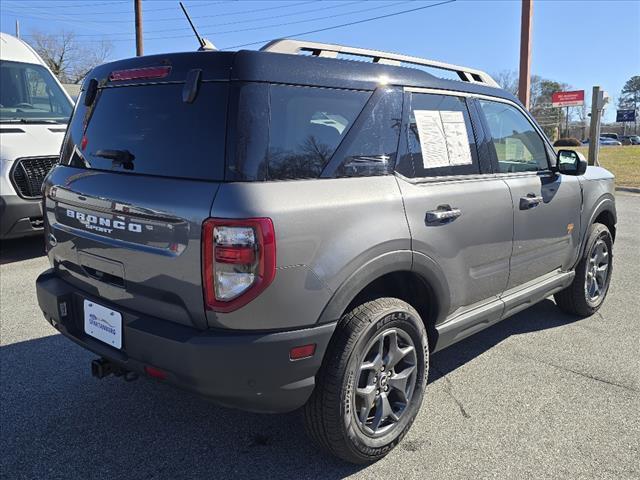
[340,304,428,458]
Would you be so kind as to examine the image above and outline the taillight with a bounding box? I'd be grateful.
[108,66,171,82]
[202,218,276,313]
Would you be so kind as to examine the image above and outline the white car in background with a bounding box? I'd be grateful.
[0,32,73,240]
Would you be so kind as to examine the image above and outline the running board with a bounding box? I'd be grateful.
[501,271,574,319]
[434,271,575,352]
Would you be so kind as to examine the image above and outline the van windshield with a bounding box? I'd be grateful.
[0,60,73,123]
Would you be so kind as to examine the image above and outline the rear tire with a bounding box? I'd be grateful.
[554,223,613,316]
[303,298,429,464]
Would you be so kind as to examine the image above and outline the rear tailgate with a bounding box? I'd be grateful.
[43,52,235,329]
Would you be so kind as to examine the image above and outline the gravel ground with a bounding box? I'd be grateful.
[1,194,638,480]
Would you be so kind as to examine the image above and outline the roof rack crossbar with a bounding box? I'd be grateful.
[260,39,499,88]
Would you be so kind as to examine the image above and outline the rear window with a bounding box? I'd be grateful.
[63,82,228,180]
[267,85,370,180]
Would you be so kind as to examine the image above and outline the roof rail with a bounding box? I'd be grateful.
[260,39,500,88]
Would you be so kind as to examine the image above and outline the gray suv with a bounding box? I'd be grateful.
[36,40,616,464]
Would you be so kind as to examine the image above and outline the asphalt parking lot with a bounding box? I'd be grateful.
[1,193,638,480]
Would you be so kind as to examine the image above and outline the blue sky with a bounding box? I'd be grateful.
[2,0,638,121]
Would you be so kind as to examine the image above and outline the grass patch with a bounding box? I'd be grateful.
[564,145,640,188]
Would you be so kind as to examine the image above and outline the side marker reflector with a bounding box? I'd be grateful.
[289,344,316,360]
[144,366,167,380]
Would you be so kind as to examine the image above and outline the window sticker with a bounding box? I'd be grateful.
[414,111,449,168]
[414,110,473,169]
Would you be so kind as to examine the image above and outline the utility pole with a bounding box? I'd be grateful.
[518,0,533,109]
[134,0,143,56]
[15,19,20,38]
[588,86,609,166]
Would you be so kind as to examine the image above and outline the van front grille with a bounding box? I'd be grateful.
[10,156,59,199]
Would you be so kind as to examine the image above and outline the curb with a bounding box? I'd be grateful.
[616,186,640,194]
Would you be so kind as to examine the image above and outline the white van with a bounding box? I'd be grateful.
[1,32,74,240]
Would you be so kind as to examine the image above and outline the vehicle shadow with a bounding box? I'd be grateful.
[0,299,581,480]
[429,298,580,382]
[0,236,45,265]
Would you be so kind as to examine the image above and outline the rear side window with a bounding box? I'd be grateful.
[396,93,480,178]
[62,83,228,180]
[267,85,369,180]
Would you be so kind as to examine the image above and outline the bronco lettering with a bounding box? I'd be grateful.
[65,209,143,233]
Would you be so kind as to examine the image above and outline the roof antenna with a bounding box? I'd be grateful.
[179,1,216,51]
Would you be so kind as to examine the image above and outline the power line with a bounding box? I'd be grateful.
[148,0,317,23]
[40,0,449,43]
[16,0,128,7]
[84,0,318,23]
[154,1,414,39]
[70,0,363,36]
[2,2,129,33]
[224,0,457,49]
[0,3,126,25]
[10,0,226,15]
[17,0,456,47]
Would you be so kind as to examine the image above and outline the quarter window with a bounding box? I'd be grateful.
[267,85,369,180]
[478,100,549,173]
[327,88,402,178]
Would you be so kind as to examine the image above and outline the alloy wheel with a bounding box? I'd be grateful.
[353,327,418,437]
[585,238,609,304]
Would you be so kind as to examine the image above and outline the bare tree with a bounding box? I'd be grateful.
[30,30,113,84]
[493,70,573,139]
[493,70,518,96]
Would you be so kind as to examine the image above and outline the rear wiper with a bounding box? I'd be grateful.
[94,149,135,170]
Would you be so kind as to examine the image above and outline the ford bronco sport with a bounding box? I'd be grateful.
[36,39,616,464]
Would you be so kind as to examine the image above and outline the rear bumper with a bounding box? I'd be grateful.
[0,194,44,240]
[36,269,336,413]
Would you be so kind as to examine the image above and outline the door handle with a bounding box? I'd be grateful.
[519,194,544,210]
[425,205,462,225]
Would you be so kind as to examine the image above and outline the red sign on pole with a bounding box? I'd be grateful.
[552,90,585,107]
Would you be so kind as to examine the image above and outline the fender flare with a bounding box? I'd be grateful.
[412,251,451,324]
[587,194,617,231]
[580,193,618,240]
[316,250,450,326]
[576,194,617,266]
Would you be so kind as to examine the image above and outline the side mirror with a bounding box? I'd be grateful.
[557,149,587,176]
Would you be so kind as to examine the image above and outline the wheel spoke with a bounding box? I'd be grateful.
[383,330,416,369]
[360,337,384,373]
[586,276,594,297]
[596,264,608,284]
[360,359,379,373]
[356,385,377,423]
[371,393,397,431]
[596,246,608,265]
[388,365,416,401]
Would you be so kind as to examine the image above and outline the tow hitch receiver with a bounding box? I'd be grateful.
[91,358,138,382]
